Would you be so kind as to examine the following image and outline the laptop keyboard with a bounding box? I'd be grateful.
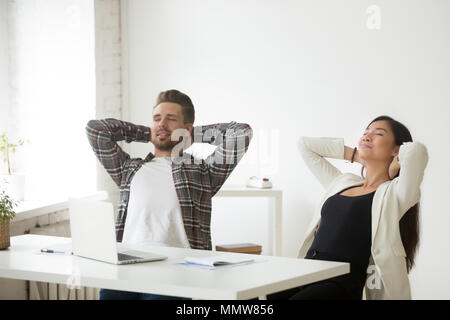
[117,252,143,261]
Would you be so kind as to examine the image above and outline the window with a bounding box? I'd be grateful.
[0,0,96,200]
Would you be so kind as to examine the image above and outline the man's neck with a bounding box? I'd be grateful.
[154,149,173,158]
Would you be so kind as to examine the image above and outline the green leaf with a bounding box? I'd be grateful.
[0,191,16,221]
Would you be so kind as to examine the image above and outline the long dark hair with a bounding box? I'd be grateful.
[364,115,419,273]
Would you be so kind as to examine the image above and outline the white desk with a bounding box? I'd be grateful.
[215,185,283,256]
[0,235,349,300]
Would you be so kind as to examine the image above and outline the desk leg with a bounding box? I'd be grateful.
[273,196,282,256]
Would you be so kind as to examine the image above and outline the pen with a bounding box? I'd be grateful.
[41,249,64,254]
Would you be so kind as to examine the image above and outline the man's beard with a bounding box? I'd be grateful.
[153,138,179,151]
[153,133,183,152]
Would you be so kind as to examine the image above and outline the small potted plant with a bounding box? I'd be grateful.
[0,189,17,250]
[0,132,26,201]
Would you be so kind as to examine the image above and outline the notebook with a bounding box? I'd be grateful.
[215,243,262,254]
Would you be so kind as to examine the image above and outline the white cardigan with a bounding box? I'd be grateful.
[297,137,428,300]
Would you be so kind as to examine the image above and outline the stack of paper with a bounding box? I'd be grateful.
[179,255,254,269]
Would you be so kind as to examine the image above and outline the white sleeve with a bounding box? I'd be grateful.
[393,141,429,216]
[298,136,345,189]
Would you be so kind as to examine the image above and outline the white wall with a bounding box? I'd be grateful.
[123,0,450,299]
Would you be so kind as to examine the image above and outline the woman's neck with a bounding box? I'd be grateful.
[363,162,391,189]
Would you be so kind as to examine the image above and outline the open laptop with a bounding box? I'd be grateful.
[69,197,167,265]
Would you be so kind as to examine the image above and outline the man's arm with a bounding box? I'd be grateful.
[193,122,253,196]
[86,118,151,187]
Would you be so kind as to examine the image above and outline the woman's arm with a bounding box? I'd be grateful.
[393,141,429,216]
[298,137,349,189]
[343,145,363,164]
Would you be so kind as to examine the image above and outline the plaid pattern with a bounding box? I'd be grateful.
[86,118,252,250]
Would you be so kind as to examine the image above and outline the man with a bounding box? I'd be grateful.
[86,89,252,300]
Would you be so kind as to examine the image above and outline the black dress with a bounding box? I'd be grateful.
[269,188,375,300]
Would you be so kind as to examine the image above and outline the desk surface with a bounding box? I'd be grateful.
[0,235,349,300]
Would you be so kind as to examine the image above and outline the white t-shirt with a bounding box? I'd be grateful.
[122,157,190,248]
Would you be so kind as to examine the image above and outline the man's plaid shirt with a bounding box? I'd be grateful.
[86,119,252,250]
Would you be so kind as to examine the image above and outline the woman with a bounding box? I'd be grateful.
[270,115,428,300]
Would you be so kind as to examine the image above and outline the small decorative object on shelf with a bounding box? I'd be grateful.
[0,189,18,250]
[246,176,272,189]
